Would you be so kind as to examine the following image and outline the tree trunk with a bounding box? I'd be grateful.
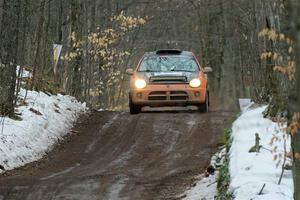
[69,0,83,98]
[31,0,46,90]
[288,0,300,199]
[0,0,20,117]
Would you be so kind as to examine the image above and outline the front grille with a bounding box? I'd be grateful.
[149,76,187,84]
[148,96,167,101]
[149,91,166,95]
[148,91,167,101]
[170,91,188,100]
[148,91,188,101]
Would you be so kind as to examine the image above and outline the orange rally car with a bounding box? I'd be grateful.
[126,49,212,114]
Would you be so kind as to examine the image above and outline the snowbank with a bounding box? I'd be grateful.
[183,173,218,200]
[0,89,86,171]
[182,149,226,200]
[229,105,293,199]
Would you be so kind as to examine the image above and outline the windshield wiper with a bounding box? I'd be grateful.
[139,69,159,72]
[170,69,194,72]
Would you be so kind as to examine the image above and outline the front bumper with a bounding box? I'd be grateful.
[130,84,206,106]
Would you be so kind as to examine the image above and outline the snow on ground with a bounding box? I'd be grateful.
[0,88,86,172]
[183,173,218,200]
[16,65,32,78]
[229,105,294,199]
[182,104,293,200]
[182,149,225,200]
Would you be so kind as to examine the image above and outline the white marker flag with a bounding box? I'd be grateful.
[53,44,63,75]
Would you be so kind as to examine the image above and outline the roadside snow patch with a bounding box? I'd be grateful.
[183,173,218,200]
[182,149,225,200]
[0,89,86,171]
[229,105,293,199]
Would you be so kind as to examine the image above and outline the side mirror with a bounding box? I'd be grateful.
[203,67,213,73]
[125,68,134,75]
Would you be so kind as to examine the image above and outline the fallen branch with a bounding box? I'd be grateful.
[278,138,287,185]
[258,183,266,195]
[207,180,218,187]
[261,146,272,152]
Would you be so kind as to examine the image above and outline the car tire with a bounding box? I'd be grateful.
[198,92,209,113]
[129,96,141,114]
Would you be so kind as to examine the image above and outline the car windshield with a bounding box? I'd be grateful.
[138,55,199,72]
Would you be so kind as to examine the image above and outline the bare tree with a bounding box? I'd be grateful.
[0,0,21,117]
[288,0,300,199]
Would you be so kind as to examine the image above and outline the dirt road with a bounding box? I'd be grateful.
[0,110,232,200]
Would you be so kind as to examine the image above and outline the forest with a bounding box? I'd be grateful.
[0,0,300,199]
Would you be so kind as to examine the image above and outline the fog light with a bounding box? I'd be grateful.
[136,93,142,98]
[194,92,200,97]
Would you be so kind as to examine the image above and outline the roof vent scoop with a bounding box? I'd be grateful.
[156,49,182,55]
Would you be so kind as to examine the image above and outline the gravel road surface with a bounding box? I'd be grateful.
[0,110,232,200]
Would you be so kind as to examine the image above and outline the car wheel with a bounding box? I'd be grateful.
[198,92,209,113]
[129,96,141,114]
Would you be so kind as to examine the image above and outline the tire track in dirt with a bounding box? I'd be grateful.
[0,110,232,200]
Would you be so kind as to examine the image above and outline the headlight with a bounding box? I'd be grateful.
[135,79,147,89]
[189,78,201,88]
